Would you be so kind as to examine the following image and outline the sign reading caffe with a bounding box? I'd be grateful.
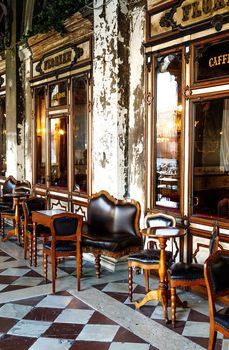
[148,0,229,41]
[195,39,229,81]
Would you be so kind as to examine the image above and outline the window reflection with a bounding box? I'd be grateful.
[73,77,88,193]
[154,53,182,210]
[49,82,67,107]
[193,98,229,219]
[35,87,46,184]
[50,117,67,187]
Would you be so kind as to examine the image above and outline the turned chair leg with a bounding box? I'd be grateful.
[144,269,149,293]
[24,231,27,259]
[95,254,101,278]
[128,265,133,302]
[171,286,176,327]
[44,252,48,283]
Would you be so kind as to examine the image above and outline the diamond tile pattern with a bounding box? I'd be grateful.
[0,245,227,350]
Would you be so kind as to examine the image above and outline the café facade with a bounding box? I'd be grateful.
[0,0,229,268]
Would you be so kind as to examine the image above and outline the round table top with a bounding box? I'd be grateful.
[141,226,185,238]
[4,192,29,198]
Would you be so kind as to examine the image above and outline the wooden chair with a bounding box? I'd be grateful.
[128,213,176,302]
[1,180,31,242]
[22,196,50,266]
[204,250,229,350]
[169,225,220,327]
[82,190,141,278]
[0,176,18,235]
[43,212,83,293]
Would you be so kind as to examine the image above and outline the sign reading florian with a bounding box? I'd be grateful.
[41,48,75,73]
[149,0,229,40]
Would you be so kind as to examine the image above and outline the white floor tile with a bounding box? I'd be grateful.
[7,319,51,338]
[109,343,150,350]
[28,338,73,350]
[77,324,119,342]
[0,267,30,276]
[222,338,229,350]
[102,282,130,293]
[54,309,94,324]
[0,303,32,319]
[0,284,7,291]
[182,321,223,338]
[36,295,73,309]
[11,276,43,286]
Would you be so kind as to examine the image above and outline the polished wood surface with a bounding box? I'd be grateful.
[32,209,65,266]
[135,227,185,323]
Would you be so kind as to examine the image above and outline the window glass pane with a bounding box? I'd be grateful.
[193,98,229,220]
[73,77,87,193]
[49,81,67,107]
[195,40,229,82]
[35,87,46,184]
[0,97,6,176]
[154,52,182,210]
[50,117,68,187]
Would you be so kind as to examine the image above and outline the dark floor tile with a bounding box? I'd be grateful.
[23,307,62,322]
[149,345,159,350]
[24,270,43,278]
[88,311,117,325]
[114,326,148,343]
[93,283,108,291]
[0,275,18,284]
[67,298,93,310]
[106,292,128,303]
[11,295,46,306]
[43,322,84,339]
[187,309,209,322]
[0,334,35,350]
[187,336,222,350]
[0,317,17,333]
[133,284,147,294]
[155,319,186,335]
[136,305,155,318]
[1,285,27,292]
[70,340,110,350]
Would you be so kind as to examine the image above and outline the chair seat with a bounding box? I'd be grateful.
[82,223,141,252]
[215,307,229,330]
[170,262,204,280]
[44,241,76,252]
[128,249,173,265]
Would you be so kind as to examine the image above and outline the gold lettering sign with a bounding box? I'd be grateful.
[209,53,229,67]
[178,0,229,24]
[149,0,229,40]
[41,48,74,73]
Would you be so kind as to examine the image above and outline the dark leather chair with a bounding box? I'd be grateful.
[22,196,50,266]
[43,213,83,293]
[204,250,229,350]
[1,180,31,241]
[169,225,220,327]
[82,190,141,278]
[0,176,17,211]
[128,213,176,302]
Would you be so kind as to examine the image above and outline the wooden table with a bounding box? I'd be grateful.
[135,226,185,323]
[32,209,65,266]
[2,192,30,242]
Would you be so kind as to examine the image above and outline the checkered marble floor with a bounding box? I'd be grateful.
[0,237,228,350]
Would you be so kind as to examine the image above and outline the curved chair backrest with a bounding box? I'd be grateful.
[2,176,17,196]
[50,212,83,239]
[144,212,176,250]
[145,212,176,228]
[23,197,46,218]
[88,190,141,238]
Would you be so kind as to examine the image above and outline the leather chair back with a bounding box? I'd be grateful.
[2,176,17,202]
[209,225,220,256]
[53,216,79,237]
[23,197,46,218]
[87,191,140,236]
[209,252,229,293]
[145,212,176,228]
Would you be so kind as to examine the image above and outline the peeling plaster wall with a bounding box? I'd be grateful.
[92,0,129,198]
[128,3,146,216]
[18,45,32,183]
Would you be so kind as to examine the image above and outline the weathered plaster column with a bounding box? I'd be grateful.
[92,0,130,198]
[5,1,17,178]
[92,0,146,207]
